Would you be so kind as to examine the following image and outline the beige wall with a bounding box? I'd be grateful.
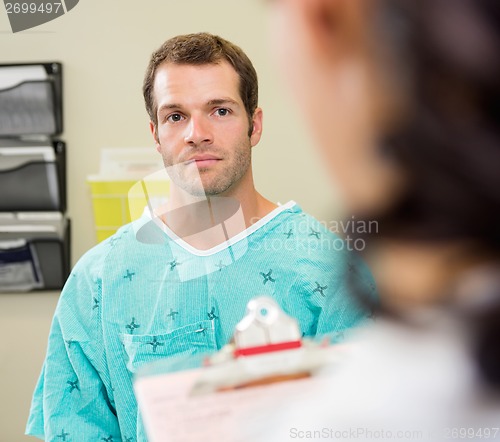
[0,1,338,440]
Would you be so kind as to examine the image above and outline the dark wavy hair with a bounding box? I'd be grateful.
[376,0,500,246]
[355,0,500,388]
[143,32,258,136]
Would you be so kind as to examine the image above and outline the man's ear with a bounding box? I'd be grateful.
[298,0,369,61]
[249,108,263,147]
[149,121,161,152]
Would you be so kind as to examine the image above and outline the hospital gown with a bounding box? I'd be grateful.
[26,201,376,441]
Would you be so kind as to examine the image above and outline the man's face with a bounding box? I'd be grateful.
[150,61,262,197]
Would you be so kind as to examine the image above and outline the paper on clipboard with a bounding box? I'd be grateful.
[134,361,337,442]
[134,346,344,442]
[133,297,346,442]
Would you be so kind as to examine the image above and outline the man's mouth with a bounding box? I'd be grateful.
[185,154,222,168]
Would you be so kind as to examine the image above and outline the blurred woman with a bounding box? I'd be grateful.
[263,0,500,439]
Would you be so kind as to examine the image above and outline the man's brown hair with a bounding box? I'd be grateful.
[143,32,259,135]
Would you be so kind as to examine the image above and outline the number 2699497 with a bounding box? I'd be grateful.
[5,3,63,14]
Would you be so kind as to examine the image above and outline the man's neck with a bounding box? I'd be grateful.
[157,185,278,250]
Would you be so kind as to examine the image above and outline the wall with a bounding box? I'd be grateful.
[0,1,338,440]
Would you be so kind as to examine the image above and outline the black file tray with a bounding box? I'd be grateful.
[0,140,66,211]
[32,219,71,289]
[0,62,63,136]
[0,217,71,291]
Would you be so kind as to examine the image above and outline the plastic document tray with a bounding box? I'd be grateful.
[0,62,63,136]
[0,139,66,211]
[0,214,70,291]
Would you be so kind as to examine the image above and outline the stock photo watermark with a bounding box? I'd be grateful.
[288,426,500,440]
[249,216,379,254]
[3,0,79,32]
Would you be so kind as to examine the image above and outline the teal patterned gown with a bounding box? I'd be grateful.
[26,201,376,441]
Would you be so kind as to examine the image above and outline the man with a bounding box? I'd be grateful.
[26,33,375,441]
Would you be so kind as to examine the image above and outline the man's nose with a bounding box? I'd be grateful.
[184,115,213,146]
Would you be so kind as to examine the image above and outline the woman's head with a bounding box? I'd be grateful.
[270,0,500,387]
[269,0,500,252]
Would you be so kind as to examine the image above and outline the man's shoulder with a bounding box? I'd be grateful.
[282,205,343,242]
[73,221,138,271]
[263,204,355,270]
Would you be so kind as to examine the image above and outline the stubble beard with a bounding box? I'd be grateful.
[161,140,252,197]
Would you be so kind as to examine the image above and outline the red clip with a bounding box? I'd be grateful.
[234,340,302,358]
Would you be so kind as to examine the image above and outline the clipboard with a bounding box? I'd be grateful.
[134,297,346,442]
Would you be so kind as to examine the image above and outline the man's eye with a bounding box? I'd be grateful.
[167,113,184,123]
[215,108,230,117]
